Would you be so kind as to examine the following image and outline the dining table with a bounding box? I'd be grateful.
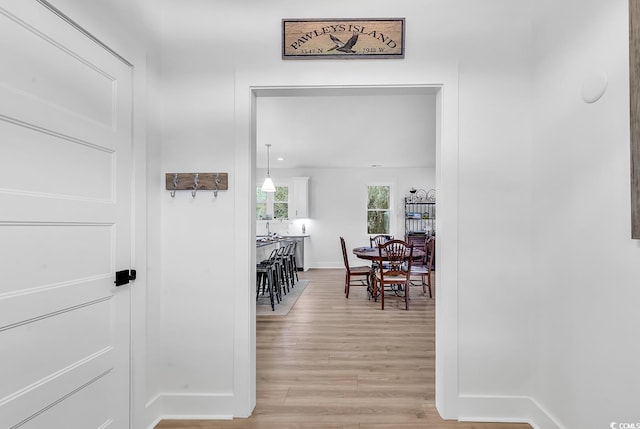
[352,245,425,261]
[352,245,425,303]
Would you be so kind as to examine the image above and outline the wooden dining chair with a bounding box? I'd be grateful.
[370,234,394,271]
[407,236,434,298]
[373,239,413,310]
[340,236,372,298]
[369,234,393,247]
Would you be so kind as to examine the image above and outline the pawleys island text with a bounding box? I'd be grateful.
[283,19,404,57]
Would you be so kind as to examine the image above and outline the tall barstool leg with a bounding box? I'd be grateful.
[272,264,282,303]
[279,258,290,295]
[290,243,299,283]
[267,267,275,310]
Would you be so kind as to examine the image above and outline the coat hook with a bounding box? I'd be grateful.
[213,173,220,198]
[192,173,200,197]
[170,173,179,198]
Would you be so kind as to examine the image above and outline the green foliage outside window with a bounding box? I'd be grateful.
[257,185,290,219]
[368,211,390,234]
[256,187,267,219]
[367,186,390,234]
[274,186,289,218]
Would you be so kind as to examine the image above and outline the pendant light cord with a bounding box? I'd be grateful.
[266,144,271,176]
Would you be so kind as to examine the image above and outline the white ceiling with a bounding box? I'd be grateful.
[255,87,437,169]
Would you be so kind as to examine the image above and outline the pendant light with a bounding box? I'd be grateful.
[261,144,276,192]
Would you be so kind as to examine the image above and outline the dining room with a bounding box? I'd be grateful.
[250,86,445,425]
[254,86,438,275]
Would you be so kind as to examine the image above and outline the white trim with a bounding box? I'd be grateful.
[35,0,133,66]
[458,395,565,429]
[433,73,460,419]
[232,80,256,417]
[145,393,235,423]
[234,69,461,419]
[146,417,163,429]
[146,413,233,429]
[147,415,232,429]
[144,395,163,429]
[528,397,566,429]
[131,57,149,429]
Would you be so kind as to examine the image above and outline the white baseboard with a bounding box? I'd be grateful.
[145,392,235,429]
[527,397,566,429]
[458,395,565,429]
[146,416,162,429]
[144,393,164,429]
[144,393,565,429]
[309,263,343,269]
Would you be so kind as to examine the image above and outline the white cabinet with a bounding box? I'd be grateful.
[291,177,309,219]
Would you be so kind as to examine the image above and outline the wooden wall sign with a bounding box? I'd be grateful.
[282,18,405,59]
[631,0,640,238]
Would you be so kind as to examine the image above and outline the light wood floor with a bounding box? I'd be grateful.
[155,269,531,429]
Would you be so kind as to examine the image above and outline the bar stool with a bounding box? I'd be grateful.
[256,248,281,310]
[278,242,296,289]
[275,245,291,295]
[286,241,299,284]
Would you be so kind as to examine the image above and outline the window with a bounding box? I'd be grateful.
[273,186,289,218]
[256,184,290,219]
[256,187,267,219]
[367,185,391,234]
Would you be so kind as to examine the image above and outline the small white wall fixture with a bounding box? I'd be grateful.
[581,70,608,103]
[234,66,461,420]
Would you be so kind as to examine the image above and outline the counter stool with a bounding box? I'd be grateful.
[275,245,292,295]
[257,248,281,311]
[284,242,298,285]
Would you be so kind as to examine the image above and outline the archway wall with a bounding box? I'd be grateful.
[150,0,535,423]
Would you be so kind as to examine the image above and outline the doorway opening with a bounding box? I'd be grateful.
[246,84,456,417]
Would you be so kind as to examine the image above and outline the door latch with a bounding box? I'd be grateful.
[114,269,137,287]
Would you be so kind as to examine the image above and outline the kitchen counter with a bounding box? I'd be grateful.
[256,236,293,248]
[256,234,310,271]
[256,238,286,263]
[256,234,309,247]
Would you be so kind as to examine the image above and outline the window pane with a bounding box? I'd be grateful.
[368,210,390,234]
[256,203,267,219]
[274,186,288,203]
[368,186,390,210]
[256,187,267,203]
[274,203,288,219]
[256,186,267,219]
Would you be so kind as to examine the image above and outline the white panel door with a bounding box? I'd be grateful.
[0,1,132,428]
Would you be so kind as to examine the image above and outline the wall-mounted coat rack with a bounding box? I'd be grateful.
[165,172,228,198]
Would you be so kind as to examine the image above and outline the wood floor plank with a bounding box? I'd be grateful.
[155,269,531,429]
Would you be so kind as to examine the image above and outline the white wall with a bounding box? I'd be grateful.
[154,13,238,417]
[452,1,536,419]
[532,0,640,428]
[260,167,435,268]
[40,0,640,427]
[151,0,535,423]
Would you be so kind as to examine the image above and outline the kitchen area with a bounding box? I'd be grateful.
[256,176,311,271]
[256,222,310,271]
[254,89,437,272]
